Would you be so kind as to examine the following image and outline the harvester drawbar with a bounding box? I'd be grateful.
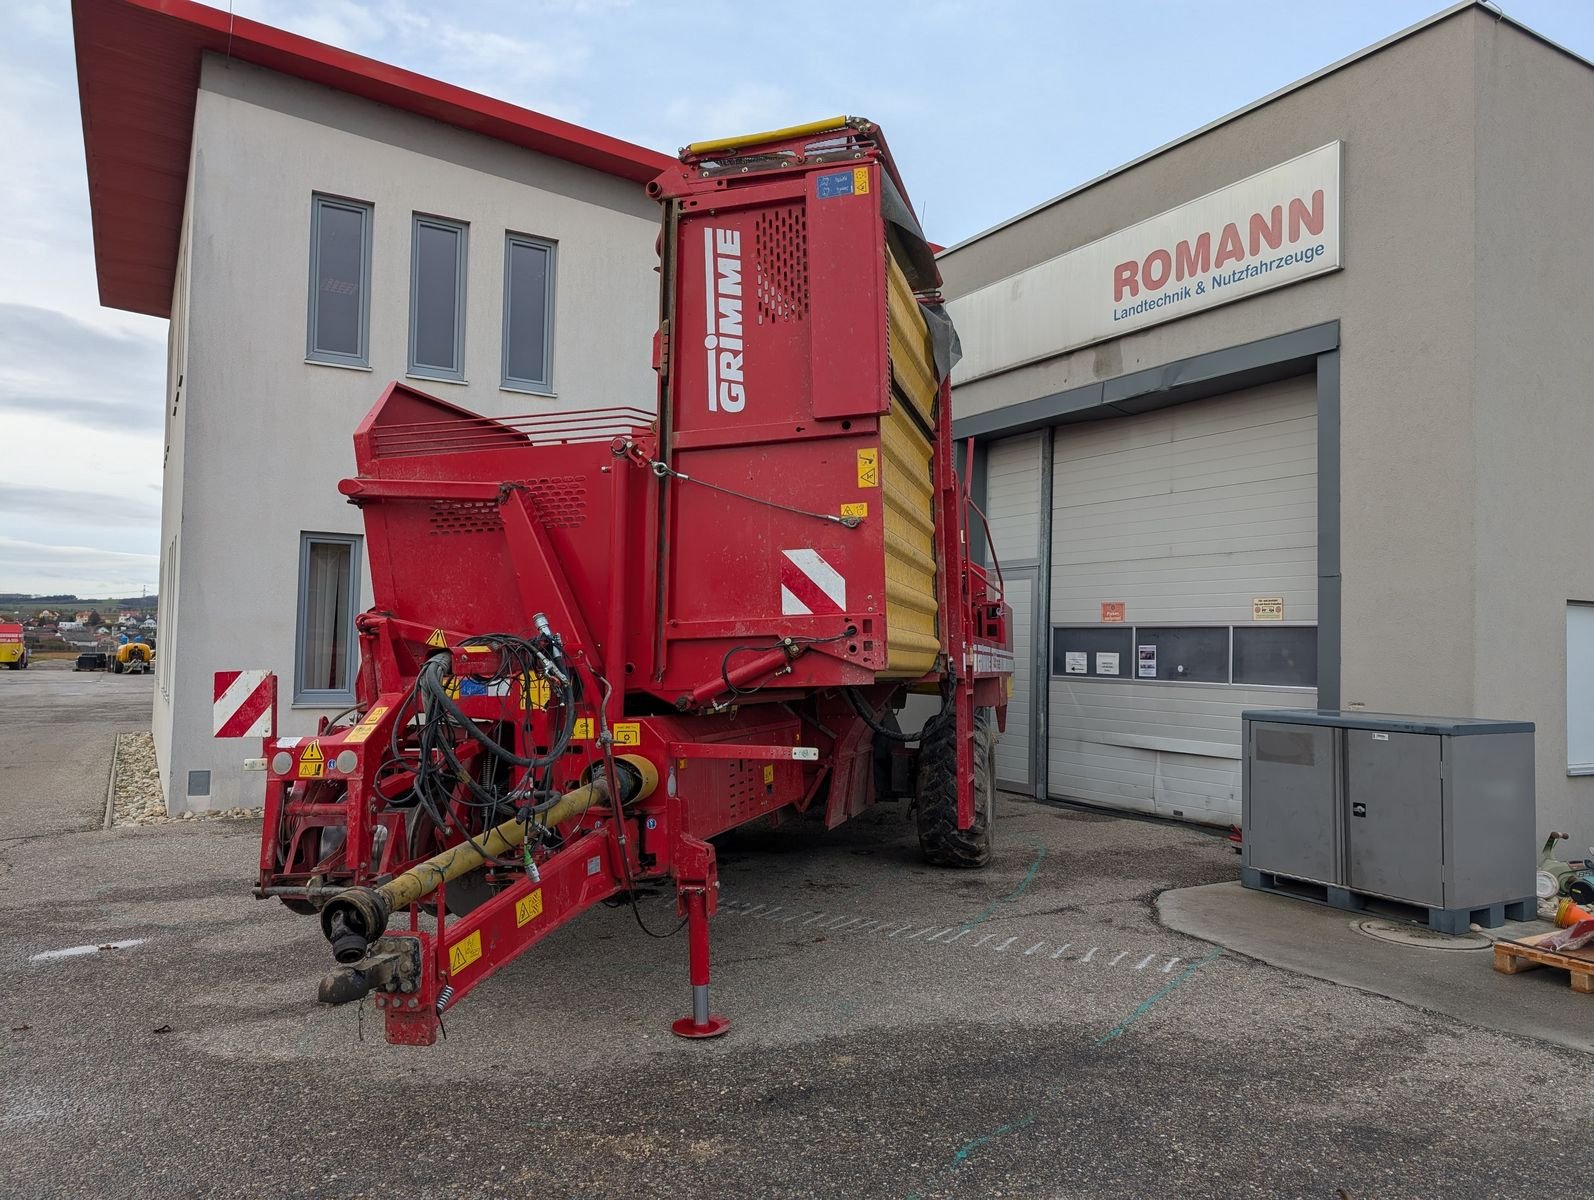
[241,118,1013,1045]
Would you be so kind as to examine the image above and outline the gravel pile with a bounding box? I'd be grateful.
[111,732,263,826]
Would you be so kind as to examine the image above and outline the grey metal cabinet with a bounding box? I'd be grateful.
[1241,710,1536,932]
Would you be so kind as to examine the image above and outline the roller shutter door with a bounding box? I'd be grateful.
[983,433,1043,791]
[1048,376,1317,825]
[993,571,1034,790]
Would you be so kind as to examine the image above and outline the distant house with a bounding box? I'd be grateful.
[36,610,58,623]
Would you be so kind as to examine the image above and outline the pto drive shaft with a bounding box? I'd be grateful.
[319,756,656,964]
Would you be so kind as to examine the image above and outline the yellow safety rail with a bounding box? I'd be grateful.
[683,116,857,158]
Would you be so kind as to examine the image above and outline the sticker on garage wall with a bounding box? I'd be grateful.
[1065,651,1087,674]
[1138,646,1157,678]
[1252,597,1285,621]
[1100,601,1125,623]
[1096,652,1120,676]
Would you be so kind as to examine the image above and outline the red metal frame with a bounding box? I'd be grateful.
[245,120,1011,1044]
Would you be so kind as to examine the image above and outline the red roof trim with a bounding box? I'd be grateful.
[73,0,672,318]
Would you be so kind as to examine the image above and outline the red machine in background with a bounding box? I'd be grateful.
[243,118,1012,1045]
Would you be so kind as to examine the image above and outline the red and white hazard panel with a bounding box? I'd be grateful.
[213,670,275,738]
[779,549,847,616]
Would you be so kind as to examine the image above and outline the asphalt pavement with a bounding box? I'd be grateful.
[3,668,1592,1199]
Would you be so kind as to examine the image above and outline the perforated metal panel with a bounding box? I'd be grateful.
[754,206,808,323]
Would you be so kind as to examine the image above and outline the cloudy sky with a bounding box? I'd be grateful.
[4,0,1592,596]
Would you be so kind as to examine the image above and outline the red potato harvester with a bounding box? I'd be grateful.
[235,118,1013,1045]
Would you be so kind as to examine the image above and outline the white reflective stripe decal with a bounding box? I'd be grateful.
[780,585,812,616]
[780,548,846,613]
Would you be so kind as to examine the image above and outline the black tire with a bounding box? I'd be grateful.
[914,707,995,867]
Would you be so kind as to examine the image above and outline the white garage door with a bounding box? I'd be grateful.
[983,433,1044,793]
[993,571,1034,790]
[1048,376,1318,826]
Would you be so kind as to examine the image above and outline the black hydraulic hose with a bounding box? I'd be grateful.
[417,655,575,771]
[844,686,951,743]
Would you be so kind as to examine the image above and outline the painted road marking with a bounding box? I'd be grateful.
[714,895,1185,980]
[30,938,146,962]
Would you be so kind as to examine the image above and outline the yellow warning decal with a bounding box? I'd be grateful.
[426,628,448,649]
[297,740,324,778]
[840,502,868,520]
[612,722,641,747]
[572,717,594,741]
[443,676,462,701]
[519,673,551,710]
[515,889,544,928]
[448,930,482,976]
[762,764,775,785]
[852,166,870,195]
[344,705,389,745]
[857,448,879,488]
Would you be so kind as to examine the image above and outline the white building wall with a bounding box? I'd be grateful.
[153,159,197,789]
[160,55,660,812]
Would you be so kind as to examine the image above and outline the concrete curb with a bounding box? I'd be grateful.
[102,733,121,831]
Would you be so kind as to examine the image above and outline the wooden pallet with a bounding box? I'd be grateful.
[1493,932,1594,992]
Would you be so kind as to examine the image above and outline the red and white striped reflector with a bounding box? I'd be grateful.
[213,670,275,738]
[779,548,847,616]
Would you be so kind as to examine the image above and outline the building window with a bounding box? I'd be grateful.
[1052,623,1316,689]
[306,195,372,367]
[502,233,555,392]
[1567,603,1594,773]
[1233,626,1318,688]
[409,215,467,380]
[1051,626,1133,678]
[296,533,360,704]
[1134,627,1230,683]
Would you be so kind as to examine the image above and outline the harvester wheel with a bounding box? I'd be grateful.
[914,707,995,868]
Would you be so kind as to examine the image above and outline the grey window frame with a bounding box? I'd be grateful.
[501,232,557,393]
[408,213,468,382]
[1050,622,1318,691]
[1232,624,1319,688]
[306,194,374,367]
[294,532,362,706]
